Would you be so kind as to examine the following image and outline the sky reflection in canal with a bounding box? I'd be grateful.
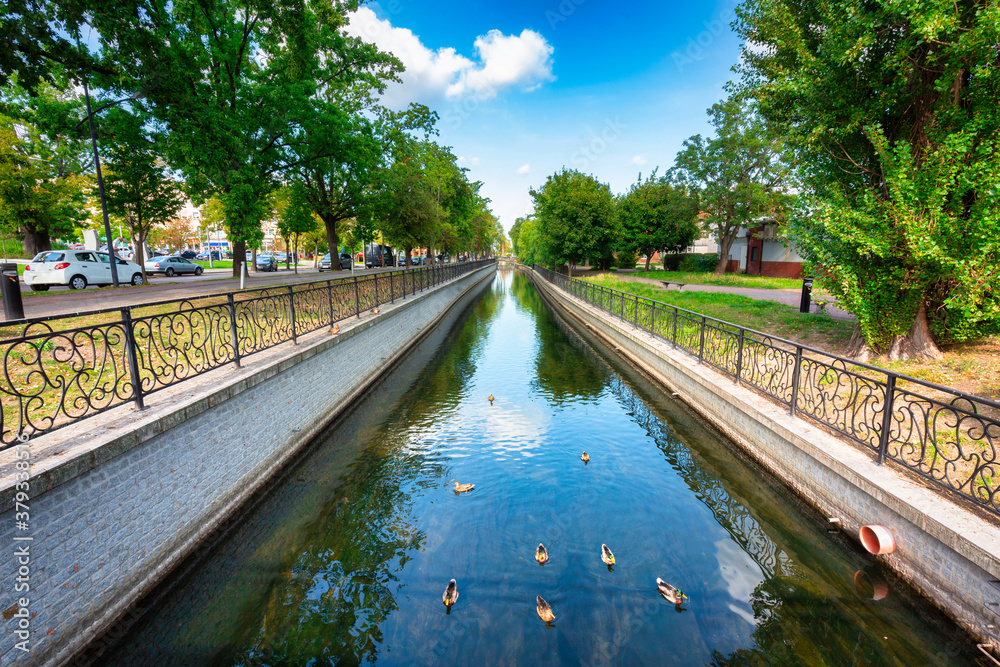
[105,270,982,666]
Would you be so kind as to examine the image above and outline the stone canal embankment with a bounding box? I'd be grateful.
[526,266,1000,655]
[0,263,496,667]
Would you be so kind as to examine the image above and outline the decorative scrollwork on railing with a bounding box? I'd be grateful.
[0,261,492,447]
[0,324,132,445]
[796,357,884,451]
[132,303,234,393]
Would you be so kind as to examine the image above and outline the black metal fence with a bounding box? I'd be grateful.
[531,265,1000,518]
[0,261,493,448]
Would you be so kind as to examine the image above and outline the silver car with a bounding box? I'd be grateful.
[144,256,204,277]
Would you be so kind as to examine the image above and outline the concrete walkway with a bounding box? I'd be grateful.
[583,270,856,321]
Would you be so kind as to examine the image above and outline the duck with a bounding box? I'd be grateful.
[488,394,494,405]
[601,544,615,566]
[371,307,381,316]
[535,543,549,565]
[443,579,459,607]
[580,451,590,463]
[330,324,340,336]
[452,481,475,493]
[536,595,555,622]
[656,578,687,605]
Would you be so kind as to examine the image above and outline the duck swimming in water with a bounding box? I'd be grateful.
[580,451,590,463]
[601,544,615,566]
[535,543,549,565]
[488,394,494,404]
[452,481,475,493]
[536,595,555,622]
[656,578,687,605]
[443,579,459,607]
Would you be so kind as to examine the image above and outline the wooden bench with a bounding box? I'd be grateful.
[660,281,686,291]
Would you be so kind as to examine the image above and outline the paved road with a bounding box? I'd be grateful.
[10,264,417,321]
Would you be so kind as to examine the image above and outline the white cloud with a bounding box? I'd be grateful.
[516,163,531,175]
[346,8,554,108]
[631,154,648,166]
[458,156,481,166]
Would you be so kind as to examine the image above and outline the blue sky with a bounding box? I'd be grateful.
[347,0,744,232]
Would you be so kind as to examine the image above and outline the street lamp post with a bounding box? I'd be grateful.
[81,78,120,287]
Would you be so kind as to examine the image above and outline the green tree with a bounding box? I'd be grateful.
[734,0,1000,360]
[275,185,318,274]
[529,169,617,276]
[102,106,183,280]
[671,97,792,275]
[617,170,701,271]
[0,81,91,255]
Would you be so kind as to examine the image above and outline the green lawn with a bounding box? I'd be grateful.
[583,274,853,352]
[624,269,807,291]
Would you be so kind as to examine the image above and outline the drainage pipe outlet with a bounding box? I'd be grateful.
[859,525,896,555]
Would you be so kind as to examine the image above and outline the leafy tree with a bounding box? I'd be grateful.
[275,185,318,274]
[0,81,91,255]
[734,0,1000,360]
[529,169,617,276]
[617,170,701,271]
[671,97,791,275]
[377,159,439,267]
[102,106,183,280]
[148,215,193,252]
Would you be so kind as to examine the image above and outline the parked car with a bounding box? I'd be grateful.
[178,250,198,260]
[195,250,224,261]
[23,250,144,290]
[319,253,353,271]
[144,256,204,277]
[256,253,278,272]
[274,251,288,264]
[364,244,396,269]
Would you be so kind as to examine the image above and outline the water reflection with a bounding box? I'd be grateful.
[99,270,982,667]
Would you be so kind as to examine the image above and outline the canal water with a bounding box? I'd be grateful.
[103,269,982,666]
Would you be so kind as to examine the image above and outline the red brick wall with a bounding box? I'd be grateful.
[761,261,804,279]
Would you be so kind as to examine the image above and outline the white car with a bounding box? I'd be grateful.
[23,250,145,291]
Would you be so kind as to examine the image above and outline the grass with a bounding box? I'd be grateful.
[622,269,808,291]
[582,274,854,352]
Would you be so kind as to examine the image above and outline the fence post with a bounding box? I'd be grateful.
[390,270,395,303]
[698,316,706,363]
[121,307,145,410]
[673,308,678,348]
[227,294,241,368]
[287,285,297,344]
[354,276,361,318]
[326,281,334,325]
[634,294,639,327]
[735,328,744,384]
[789,346,803,416]
[877,375,896,465]
[650,302,656,336]
[373,271,379,307]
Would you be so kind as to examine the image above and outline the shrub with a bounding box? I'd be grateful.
[662,252,718,272]
[615,249,640,269]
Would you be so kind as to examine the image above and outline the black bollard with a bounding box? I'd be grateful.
[799,278,813,314]
[1,263,24,320]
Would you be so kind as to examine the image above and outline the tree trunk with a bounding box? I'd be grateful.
[22,228,50,257]
[427,243,435,265]
[405,246,412,268]
[644,253,652,271]
[132,227,148,284]
[716,234,735,275]
[567,262,573,278]
[232,240,246,278]
[293,236,298,274]
[322,215,341,272]
[846,302,943,362]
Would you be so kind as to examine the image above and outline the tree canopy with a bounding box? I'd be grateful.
[617,170,701,271]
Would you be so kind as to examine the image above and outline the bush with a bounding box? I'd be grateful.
[615,249,639,269]
[662,252,718,272]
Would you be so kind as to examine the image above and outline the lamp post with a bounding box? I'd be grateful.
[80,77,120,287]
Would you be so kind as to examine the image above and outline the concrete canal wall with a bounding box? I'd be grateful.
[0,264,497,667]
[527,267,1000,655]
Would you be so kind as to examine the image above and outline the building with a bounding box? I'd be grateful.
[726,220,805,278]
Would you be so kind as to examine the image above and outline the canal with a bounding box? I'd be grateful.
[101,269,981,666]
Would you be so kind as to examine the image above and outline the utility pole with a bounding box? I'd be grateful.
[81,77,120,287]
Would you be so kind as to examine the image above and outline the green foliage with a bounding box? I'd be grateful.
[102,105,183,270]
[670,97,792,274]
[615,249,639,269]
[0,78,91,255]
[617,170,700,270]
[662,253,719,272]
[735,0,1000,352]
[529,169,618,273]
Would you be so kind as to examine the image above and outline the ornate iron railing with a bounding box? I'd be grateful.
[0,261,494,448]
[530,264,1000,518]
